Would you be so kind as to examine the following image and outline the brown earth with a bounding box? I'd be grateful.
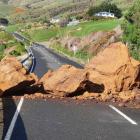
[86,42,140,93]
[0,42,140,108]
[39,42,140,107]
[41,42,140,97]
[0,57,38,97]
[39,65,89,97]
[14,7,26,14]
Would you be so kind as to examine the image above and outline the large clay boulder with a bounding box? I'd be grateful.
[86,42,140,93]
[0,57,38,96]
[40,65,89,97]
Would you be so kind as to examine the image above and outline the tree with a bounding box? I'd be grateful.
[0,18,9,26]
[125,0,140,27]
[122,0,140,60]
[87,1,122,18]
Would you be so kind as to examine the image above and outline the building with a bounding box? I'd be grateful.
[50,16,60,24]
[67,19,80,27]
[95,12,115,18]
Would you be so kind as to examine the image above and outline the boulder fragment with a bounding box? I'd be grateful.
[86,42,140,93]
[0,57,38,96]
[40,65,89,97]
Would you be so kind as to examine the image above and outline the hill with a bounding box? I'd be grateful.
[0,0,134,22]
[0,3,15,17]
[1,0,133,9]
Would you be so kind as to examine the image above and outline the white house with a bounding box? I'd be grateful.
[50,16,60,24]
[95,12,115,18]
[67,19,80,27]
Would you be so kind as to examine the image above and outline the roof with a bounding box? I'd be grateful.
[95,12,114,15]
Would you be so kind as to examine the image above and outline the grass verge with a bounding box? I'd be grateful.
[50,41,92,64]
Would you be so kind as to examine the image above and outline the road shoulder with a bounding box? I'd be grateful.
[0,98,3,139]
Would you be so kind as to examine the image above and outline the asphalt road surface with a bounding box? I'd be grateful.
[3,44,140,140]
[32,44,83,78]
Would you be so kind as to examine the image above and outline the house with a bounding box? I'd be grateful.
[50,16,60,24]
[67,19,80,27]
[95,12,115,18]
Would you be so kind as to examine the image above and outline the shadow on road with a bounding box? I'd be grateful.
[1,97,27,140]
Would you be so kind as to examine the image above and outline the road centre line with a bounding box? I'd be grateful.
[109,105,138,125]
[4,97,24,140]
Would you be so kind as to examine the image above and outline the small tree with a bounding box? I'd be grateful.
[122,0,140,60]
[87,1,122,18]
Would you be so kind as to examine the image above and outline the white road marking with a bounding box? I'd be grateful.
[109,105,138,125]
[4,47,35,140]
[4,97,24,140]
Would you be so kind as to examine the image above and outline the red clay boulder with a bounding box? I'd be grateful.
[0,57,38,96]
[86,42,140,93]
[40,65,89,97]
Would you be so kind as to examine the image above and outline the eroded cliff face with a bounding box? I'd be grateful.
[1,42,140,108]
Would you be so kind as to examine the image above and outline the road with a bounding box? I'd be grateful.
[32,44,83,78]
[3,44,140,140]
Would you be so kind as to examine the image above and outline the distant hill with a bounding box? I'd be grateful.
[0,3,15,17]
[1,0,133,9]
[0,0,134,21]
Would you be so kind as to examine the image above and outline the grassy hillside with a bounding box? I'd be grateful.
[0,3,15,17]
[0,30,26,60]
[6,0,133,9]
[0,0,134,21]
[16,19,119,42]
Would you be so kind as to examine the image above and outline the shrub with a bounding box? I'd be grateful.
[0,44,6,52]
[0,31,13,41]
[10,50,21,56]
[122,0,140,60]
[0,52,4,60]
[15,42,26,54]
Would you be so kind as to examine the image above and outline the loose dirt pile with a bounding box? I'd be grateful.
[1,42,140,108]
